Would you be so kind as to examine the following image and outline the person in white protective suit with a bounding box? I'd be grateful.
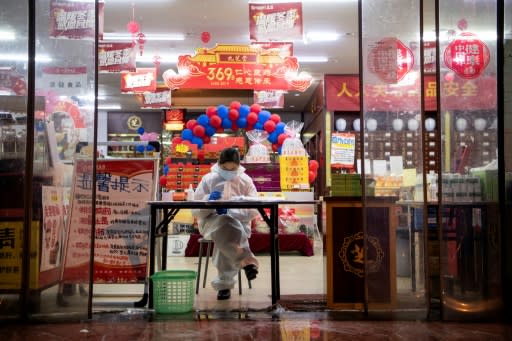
[192,147,260,300]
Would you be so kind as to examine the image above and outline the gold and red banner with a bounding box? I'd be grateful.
[50,0,104,40]
[134,86,172,109]
[99,42,136,73]
[162,44,312,91]
[325,74,496,111]
[121,68,157,93]
[249,2,303,42]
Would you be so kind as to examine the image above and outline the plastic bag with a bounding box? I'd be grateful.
[281,120,307,156]
[245,129,270,163]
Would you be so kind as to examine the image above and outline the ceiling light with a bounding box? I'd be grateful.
[137,53,180,63]
[103,32,185,41]
[98,104,121,110]
[305,31,341,42]
[296,56,328,63]
[0,54,52,62]
[0,31,16,41]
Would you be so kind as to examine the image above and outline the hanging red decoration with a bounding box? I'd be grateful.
[127,20,140,34]
[201,31,211,44]
[137,32,146,56]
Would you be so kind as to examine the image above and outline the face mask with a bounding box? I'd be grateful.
[218,168,237,181]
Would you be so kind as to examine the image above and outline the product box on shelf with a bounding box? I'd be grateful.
[243,162,281,192]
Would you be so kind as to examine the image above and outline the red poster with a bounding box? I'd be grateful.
[249,2,303,41]
[165,109,184,122]
[50,0,104,40]
[325,74,496,111]
[134,87,172,109]
[162,44,312,91]
[254,90,285,108]
[121,68,157,93]
[99,42,136,73]
[444,32,490,79]
[62,159,157,283]
[367,38,414,84]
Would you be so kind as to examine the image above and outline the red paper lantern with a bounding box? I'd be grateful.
[201,31,211,44]
[228,109,239,121]
[263,119,276,133]
[127,20,140,34]
[247,112,258,125]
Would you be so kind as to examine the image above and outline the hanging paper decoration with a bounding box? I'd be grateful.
[137,32,146,56]
[201,31,211,44]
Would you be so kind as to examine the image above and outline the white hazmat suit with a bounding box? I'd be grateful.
[192,163,260,291]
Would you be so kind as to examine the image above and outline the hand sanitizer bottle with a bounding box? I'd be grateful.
[186,184,195,201]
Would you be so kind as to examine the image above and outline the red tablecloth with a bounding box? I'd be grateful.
[184,232,314,257]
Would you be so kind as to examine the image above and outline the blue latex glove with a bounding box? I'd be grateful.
[208,191,222,201]
[216,208,228,215]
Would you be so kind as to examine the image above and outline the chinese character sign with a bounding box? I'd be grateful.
[444,32,490,79]
[99,42,136,73]
[50,0,104,40]
[279,155,309,190]
[331,133,356,168]
[62,159,157,283]
[121,68,157,93]
[41,186,66,271]
[249,2,303,41]
[367,37,414,84]
[41,67,88,96]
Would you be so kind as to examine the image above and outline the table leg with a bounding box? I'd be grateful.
[271,204,280,301]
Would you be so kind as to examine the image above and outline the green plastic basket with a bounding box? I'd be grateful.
[151,270,197,314]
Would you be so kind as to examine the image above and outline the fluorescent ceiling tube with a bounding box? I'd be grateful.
[0,54,52,62]
[305,31,341,42]
[297,56,328,63]
[103,32,185,41]
[0,31,16,41]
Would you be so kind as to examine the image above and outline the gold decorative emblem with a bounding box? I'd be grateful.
[338,231,384,278]
[127,115,142,130]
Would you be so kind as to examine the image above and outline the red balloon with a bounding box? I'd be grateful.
[231,122,238,131]
[247,112,258,125]
[216,127,224,133]
[277,133,288,145]
[206,106,217,117]
[309,160,319,171]
[209,115,222,128]
[171,136,183,144]
[309,170,317,183]
[263,119,276,133]
[246,124,254,131]
[203,136,211,144]
[185,119,197,130]
[159,175,167,186]
[230,101,241,110]
[165,156,172,165]
[193,124,205,137]
[272,143,279,152]
[270,113,281,123]
[228,109,239,121]
[250,103,262,113]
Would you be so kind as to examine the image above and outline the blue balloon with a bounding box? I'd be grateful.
[205,126,216,137]
[136,127,145,135]
[268,131,278,144]
[135,145,145,153]
[163,164,169,175]
[239,105,250,117]
[192,136,203,148]
[36,120,45,132]
[182,128,193,141]
[258,110,271,124]
[222,118,232,129]
[277,146,282,155]
[236,117,247,128]
[146,144,155,152]
[254,122,264,130]
[197,114,209,126]
[217,105,229,119]
[275,122,286,134]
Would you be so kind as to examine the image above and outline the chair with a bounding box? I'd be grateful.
[195,238,252,295]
